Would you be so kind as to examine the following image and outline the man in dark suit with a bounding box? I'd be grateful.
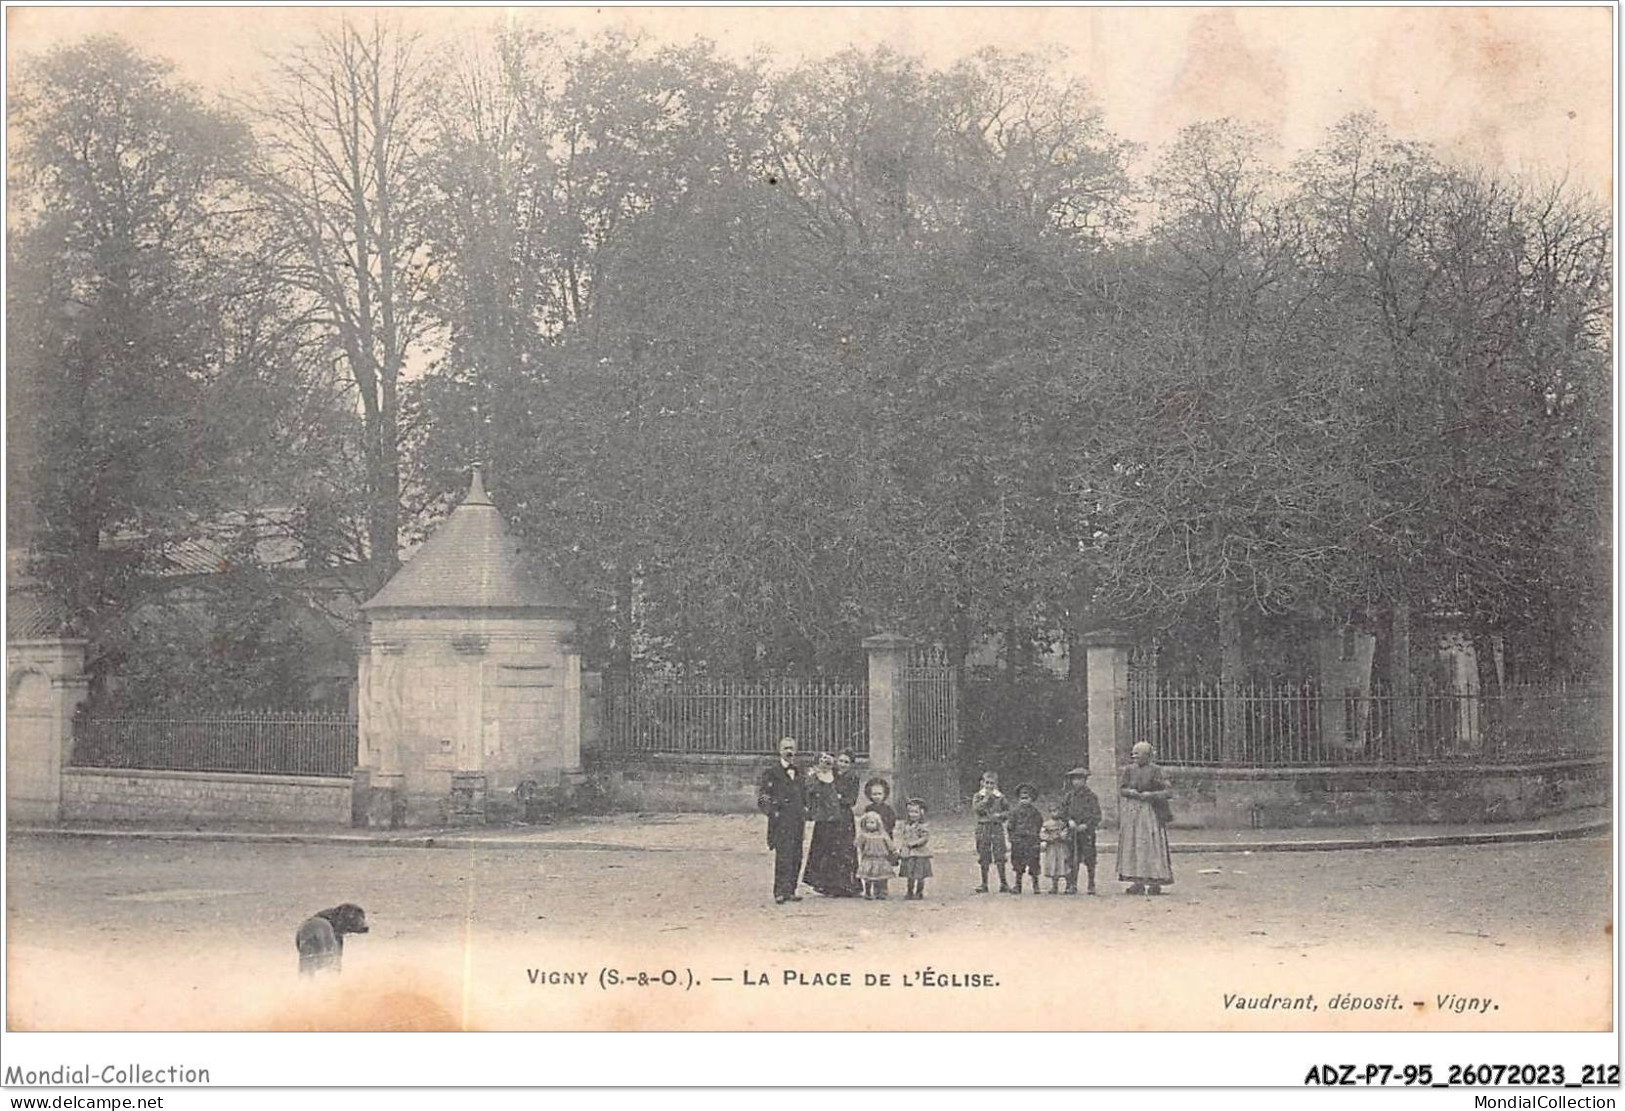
[757,736,808,904]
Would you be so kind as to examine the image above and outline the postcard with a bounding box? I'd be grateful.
[4,4,1613,1069]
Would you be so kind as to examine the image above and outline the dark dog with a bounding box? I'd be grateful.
[296,904,369,976]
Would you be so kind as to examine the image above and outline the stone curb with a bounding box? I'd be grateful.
[1160,820,1610,853]
[9,819,1608,854]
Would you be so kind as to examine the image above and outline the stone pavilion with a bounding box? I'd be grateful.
[356,468,582,826]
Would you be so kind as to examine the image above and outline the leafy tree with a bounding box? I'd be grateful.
[1084,122,1349,740]
[1294,116,1611,683]
[8,36,255,631]
[408,42,1138,677]
[1473,181,1611,679]
[409,32,783,670]
[750,46,1135,663]
[17,30,1608,713]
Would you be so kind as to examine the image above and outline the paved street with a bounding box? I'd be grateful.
[5,824,1612,1032]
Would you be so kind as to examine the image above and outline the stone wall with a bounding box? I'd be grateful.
[585,752,885,813]
[584,753,770,813]
[60,767,351,826]
[583,751,1607,827]
[1162,756,1609,829]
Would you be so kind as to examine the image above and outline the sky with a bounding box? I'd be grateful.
[5,5,1615,197]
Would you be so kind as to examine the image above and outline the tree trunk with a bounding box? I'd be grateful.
[370,42,403,585]
[1003,622,1022,678]
[1064,624,1090,758]
[1217,583,1245,762]
[368,456,401,586]
[372,370,401,583]
[1389,596,1413,753]
[612,566,635,679]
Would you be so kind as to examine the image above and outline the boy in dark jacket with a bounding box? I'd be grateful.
[1006,783,1044,894]
[1060,766,1103,895]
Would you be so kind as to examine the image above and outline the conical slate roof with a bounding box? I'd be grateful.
[362,469,579,613]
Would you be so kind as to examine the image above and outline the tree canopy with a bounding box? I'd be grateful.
[9,37,262,628]
[8,26,1610,702]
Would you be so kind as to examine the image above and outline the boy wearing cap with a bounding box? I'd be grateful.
[1006,783,1044,894]
[1060,766,1102,895]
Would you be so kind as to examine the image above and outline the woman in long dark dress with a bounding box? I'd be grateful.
[834,750,863,892]
[802,752,859,896]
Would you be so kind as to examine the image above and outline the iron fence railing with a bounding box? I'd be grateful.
[903,650,957,763]
[1122,680,1610,767]
[600,677,868,756]
[71,709,357,778]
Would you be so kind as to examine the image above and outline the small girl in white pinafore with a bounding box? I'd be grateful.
[856,810,897,899]
[1040,804,1071,895]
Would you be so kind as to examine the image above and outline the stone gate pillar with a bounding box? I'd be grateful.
[862,632,914,785]
[1436,630,1483,752]
[6,637,90,823]
[1081,629,1134,828]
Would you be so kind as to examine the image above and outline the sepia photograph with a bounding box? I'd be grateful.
[2,1,1615,1064]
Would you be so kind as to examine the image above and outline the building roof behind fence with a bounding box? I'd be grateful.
[6,556,72,639]
[361,469,579,613]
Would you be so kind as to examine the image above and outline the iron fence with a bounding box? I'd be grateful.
[1123,679,1610,767]
[72,709,357,778]
[903,648,957,763]
[600,676,868,756]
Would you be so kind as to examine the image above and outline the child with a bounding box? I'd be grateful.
[897,797,932,900]
[1061,766,1103,895]
[1040,804,1071,895]
[855,810,896,900]
[971,770,1011,893]
[1006,783,1043,894]
[863,776,897,835]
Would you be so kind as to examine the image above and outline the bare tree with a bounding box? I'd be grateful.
[251,17,437,587]
[1116,120,1310,757]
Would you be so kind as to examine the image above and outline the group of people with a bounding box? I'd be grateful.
[757,738,932,903]
[969,741,1175,896]
[756,736,1175,905]
[970,768,1101,895]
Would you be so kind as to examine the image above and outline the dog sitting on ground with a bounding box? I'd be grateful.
[296,904,369,976]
